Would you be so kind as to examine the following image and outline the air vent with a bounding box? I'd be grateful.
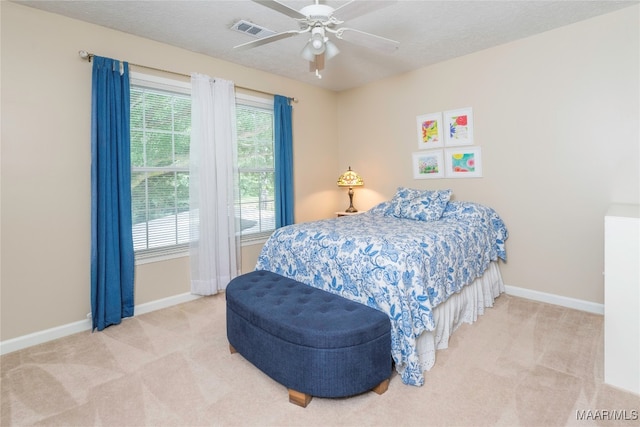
[231,20,276,38]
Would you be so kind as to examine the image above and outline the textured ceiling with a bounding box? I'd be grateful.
[14,0,638,91]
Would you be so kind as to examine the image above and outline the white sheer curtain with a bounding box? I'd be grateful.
[189,74,240,296]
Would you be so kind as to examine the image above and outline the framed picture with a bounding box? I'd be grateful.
[444,147,482,178]
[412,150,444,179]
[416,112,443,149]
[444,107,473,147]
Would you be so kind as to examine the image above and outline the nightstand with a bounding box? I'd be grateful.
[335,211,361,217]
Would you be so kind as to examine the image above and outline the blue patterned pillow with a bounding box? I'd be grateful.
[402,189,452,221]
[368,201,396,216]
[389,187,452,221]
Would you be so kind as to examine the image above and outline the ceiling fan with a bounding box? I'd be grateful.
[234,0,400,78]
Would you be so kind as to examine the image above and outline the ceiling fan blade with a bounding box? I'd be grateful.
[252,0,306,19]
[234,30,302,51]
[333,0,397,22]
[336,28,399,54]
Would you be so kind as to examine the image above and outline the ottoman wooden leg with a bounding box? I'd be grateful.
[229,344,237,354]
[288,389,312,408]
[372,378,390,395]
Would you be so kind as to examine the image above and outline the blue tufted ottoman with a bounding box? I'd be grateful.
[226,270,392,407]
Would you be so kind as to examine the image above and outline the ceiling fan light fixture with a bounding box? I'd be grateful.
[324,39,340,60]
[300,43,315,61]
[308,26,326,54]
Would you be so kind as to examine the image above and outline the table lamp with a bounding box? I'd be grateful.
[337,166,364,213]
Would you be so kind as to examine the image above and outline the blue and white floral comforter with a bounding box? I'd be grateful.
[255,201,508,386]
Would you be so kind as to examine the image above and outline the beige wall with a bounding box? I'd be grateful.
[2,2,638,342]
[336,6,639,304]
[1,2,340,341]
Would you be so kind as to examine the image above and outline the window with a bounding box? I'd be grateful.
[236,99,276,241]
[130,74,191,258]
[130,73,275,261]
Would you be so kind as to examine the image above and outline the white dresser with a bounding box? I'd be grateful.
[604,204,640,394]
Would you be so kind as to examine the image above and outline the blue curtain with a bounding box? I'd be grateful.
[274,95,294,228]
[90,56,135,331]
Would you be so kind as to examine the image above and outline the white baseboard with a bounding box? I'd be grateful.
[1,286,602,355]
[134,292,201,316]
[0,292,201,356]
[504,285,603,315]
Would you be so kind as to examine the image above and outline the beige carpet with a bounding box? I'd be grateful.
[1,293,638,426]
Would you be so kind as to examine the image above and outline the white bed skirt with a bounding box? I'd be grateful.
[415,261,505,373]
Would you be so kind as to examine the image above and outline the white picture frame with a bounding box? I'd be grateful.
[444,107,474,147]
[444,147,482,178]
[412,150,445,179]
[416,112,444,149]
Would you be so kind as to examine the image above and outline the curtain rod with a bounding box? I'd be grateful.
[78,50,297,103]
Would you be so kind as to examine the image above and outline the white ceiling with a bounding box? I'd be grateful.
[15,0,638,92]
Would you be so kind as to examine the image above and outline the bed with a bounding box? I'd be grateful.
[255,187,508,386]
